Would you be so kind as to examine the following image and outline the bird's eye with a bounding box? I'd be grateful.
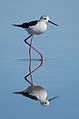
[44,18,47,20]
[44,102,47,104]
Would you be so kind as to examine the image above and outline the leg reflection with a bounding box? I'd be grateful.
[24,57,43,86]
[24,36,44,85]
[29,36,33,85]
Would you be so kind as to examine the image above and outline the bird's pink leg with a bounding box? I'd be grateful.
[29,36,33,85]
[24,35,32,41]
[24,35,44,85]
[24,76,33,86]
[25,58,43,80]
[24,36,44,61]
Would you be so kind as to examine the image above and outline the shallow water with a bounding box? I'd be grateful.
[0,0,79,119]
[0,45,79,119]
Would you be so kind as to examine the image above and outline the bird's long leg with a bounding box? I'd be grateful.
[24,36,44,61]
[24,34,32,41]
[24,76,33,86]
[24,35,44,84]
[23,35,33,86]
[25,59,43,79]
[24,37,44,78]
[24,42,43,80]
[29,36,33,85]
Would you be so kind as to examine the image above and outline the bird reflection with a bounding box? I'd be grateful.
[14,58,59,106]
[13,45,59,106]
[14,84,59,106]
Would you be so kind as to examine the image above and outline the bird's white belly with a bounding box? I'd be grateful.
[26,22,47,35]
[26,85,47,101]
[30,88,47,101]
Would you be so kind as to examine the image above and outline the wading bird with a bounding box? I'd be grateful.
[13,15,59,85]
[13,15,59,60]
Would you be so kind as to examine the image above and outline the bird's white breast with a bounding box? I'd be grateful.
[26,21,47,35]
[25,85,47,101]
[31,89,47,101]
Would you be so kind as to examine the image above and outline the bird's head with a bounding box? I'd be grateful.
[40,96,59,106]
[40,99,50,106]
[40,15,59,26]
[40,15,49,22]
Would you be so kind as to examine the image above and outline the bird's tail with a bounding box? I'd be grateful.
[13,91,23,94]
[12,24,22,27]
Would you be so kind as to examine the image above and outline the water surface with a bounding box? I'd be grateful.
[0,0,79,119]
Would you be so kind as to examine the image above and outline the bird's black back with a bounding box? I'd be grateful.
[13,20,38,29]
[22,20,38,28]
[14,91,38,100]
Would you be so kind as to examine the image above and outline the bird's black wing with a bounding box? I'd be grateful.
[28,20,38,26]
[14,91,38,100]
[13,20,38,28]
[23,92,38,100]
[21,20,38,28]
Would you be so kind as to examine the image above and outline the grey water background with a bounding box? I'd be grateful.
[0,0,79,118]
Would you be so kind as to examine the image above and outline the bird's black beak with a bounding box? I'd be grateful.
[49,96,59,102]
[48,20,59,26]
